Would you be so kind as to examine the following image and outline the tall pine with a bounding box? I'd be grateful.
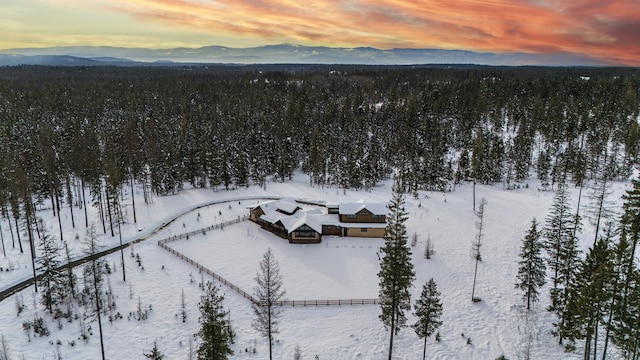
[83,225,106,360]
[544,179,581,344]
[612,178,640,358]
[516,218,546,310]
[565,234,613,357]
[378,180,415,360]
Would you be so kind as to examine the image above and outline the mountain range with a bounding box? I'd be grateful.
[0,44,612,67]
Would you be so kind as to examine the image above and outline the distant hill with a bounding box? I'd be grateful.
[0,44,612,66]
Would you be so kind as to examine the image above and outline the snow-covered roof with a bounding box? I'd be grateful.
[259,203,323,234]
[258,200,387,234]
[276,197,301,214]
[280,212,323,234]
[339,202,388,216]
[260,210,288,225]
[254,198,300,215]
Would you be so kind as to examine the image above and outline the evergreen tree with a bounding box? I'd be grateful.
[83,225,106,360]
[36,227,64,314]
[537,149,551,190]
[195,282,234,360]
[471,131,485,183]
[412,278,443,360]
[378,180,415,360]
[307,127,325,186]
[565,234,613,357]
[612,178,640,358]
[515,218,546,310]
[252,248,285,360]
[143,341,165,360]
[587,174,615,249]
[455,149,471,184]
[544,179,581,344]
[619,178,640,304]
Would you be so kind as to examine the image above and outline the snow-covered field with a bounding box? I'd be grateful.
[0,174,631,359]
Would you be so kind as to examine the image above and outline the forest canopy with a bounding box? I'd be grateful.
[0,65,639,219]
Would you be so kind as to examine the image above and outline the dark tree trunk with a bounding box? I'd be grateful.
[82,179,88,228]
[0,221,6,257]
[55,191,64,242]
[7,211,15,248]
[130,174,137,223]
[25,212,37,293]
[15,217,23,253]
[93,262,106,360]
[105,187,114,237]
[66,177,75,228]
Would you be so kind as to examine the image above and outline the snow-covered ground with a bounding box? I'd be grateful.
[0,173,631,359]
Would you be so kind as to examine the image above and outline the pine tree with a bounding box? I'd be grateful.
[471,197,487,302]
[471,131,485,183]
[195,282,234,360]
[619,178,640,305]
[252,248,285,360]
[37,227,64,314]
[143,341,165,360]
[587,174,615,249]
[378,180,415,360]
[565,234,613,357]
[612,178,640,357]
[412,278,443,360]
[83,225,106,360]
[516,218,546,310]
[537,149,551,190]
[544,179,581,344]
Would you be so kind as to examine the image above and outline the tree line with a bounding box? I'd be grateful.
[1,65,639,226]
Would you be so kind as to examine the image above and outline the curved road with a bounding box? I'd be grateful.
[0,196,279,303]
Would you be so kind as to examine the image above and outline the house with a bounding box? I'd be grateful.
[249,199,388,243]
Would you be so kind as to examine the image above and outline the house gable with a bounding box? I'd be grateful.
[339,202,387,223]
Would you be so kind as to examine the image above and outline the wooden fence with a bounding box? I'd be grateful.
[157,217,380,307]
[158,215,248,245]
[158,241,257,303]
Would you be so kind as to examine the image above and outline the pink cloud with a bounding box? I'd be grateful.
[101,0,640,65]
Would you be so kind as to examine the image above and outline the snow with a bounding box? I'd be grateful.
[0,173,631,359]
[339,202,388,216]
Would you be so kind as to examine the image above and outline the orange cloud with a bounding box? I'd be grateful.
[34,0,640,65]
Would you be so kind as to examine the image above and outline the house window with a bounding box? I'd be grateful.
[371,214,382,219]
[346,214,357,219]
[295,231,316,238]
[361,228,368,232]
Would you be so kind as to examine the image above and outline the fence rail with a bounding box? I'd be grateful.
[276,299,379,306]
[158,241,257,303]
[158,220,380,308]
[158,215,249,245]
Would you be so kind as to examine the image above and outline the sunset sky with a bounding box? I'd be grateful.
[2,0,639,66]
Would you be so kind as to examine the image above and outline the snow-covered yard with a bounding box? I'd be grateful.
[0,174,632,359]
